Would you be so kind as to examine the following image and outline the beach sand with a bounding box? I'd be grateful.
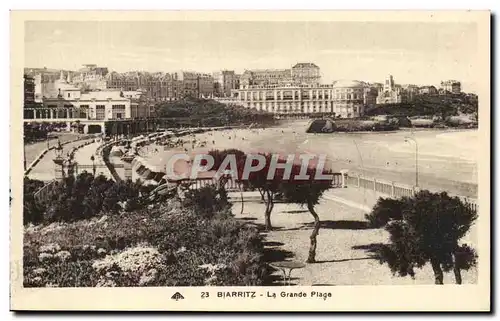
[140,122,478,197]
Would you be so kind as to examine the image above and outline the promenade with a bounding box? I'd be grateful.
[233,192,478,285]
[73,141,114,179]
[24,133,81,166]
[27,137,95,181]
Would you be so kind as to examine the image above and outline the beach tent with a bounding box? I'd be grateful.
[109,146,124,157]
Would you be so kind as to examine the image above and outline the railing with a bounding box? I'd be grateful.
[176,177,243,192]
[33,180,56,203]
[173,172,343,193]
[331,172,343,187]
[344,173,478,212]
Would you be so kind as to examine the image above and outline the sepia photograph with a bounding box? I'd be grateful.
[10,10,491,311]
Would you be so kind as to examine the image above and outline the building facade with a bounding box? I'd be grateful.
[173,71,215,98]
[291,63,321,85]
[239,62,321,87]
[239,69,292,87]
[418,85,439,95]
[24,74,35,106]
[40,90,133,121]
[213,70,240,97]
[440,80,461,94]
[71,64,109,91]
[376,75,411,105]
[229,79,372,117]
[106,71,181,101]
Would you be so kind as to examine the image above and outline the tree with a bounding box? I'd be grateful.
[238,153,333,262]
[365,190,478,284]
[207,149,248,214]
[241,153,281,230]
[364,197,405,228]
[279,164,333,263]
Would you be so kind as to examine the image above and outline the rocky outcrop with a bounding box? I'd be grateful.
[306,118,400,133]
[306,118,336,133]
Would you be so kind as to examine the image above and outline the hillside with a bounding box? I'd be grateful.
[154,98,275,127]
[365,94,478,118]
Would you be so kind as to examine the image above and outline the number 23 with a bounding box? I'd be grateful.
[201,292,209,299]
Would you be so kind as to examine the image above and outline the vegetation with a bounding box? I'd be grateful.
[207,151,333,263]
[24,179,268,287]
[23,174,149,226]
[365,94,478,119]
[154,98,275,127]
[23,123,66,144]
[365,190,478,284]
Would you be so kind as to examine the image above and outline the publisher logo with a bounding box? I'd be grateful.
[171,292,185,301]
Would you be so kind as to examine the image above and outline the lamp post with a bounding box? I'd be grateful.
[90,155,95,177]
[404,136,419,188]
[53,140,65,180]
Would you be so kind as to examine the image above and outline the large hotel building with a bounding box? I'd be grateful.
[230,80,377,118]
[225,63,376,118]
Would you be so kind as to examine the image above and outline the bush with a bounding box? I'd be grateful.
[365,197,406,228]
[182,185,232,219]
[23,173,145,225]
[368,190,478,284]
[24,186,267,287]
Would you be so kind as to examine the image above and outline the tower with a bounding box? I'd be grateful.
[384,75,395,91]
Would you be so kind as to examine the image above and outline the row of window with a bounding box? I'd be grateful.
[252,106,359,113]
[247,102,360,110]
[242,92,365,99]
[241,94,364,101]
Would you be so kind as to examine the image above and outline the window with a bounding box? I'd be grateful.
[67,93,70,98]
[96,105,105,120]
[78,105,89,119]
[112,104,126,119]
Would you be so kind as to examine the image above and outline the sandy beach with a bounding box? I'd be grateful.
[139,121,478,197]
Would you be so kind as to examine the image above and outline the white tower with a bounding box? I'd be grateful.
[384,75,395,92]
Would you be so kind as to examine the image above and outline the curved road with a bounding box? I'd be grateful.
[73,141,114,179]
[27,138,96,182]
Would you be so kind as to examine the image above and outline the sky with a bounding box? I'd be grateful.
[25,21,479,92]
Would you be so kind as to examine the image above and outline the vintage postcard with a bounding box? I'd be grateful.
[10,10,491,311]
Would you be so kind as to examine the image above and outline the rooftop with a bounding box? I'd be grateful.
[332,80,366,88]
[292,62,319,68]
[80,90,128,101]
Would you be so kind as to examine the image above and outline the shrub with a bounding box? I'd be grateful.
[365,197,406,228]
[24,188,268,287]
[182,185,232,219]
[369,190,478,284]
[23,173,147,226]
